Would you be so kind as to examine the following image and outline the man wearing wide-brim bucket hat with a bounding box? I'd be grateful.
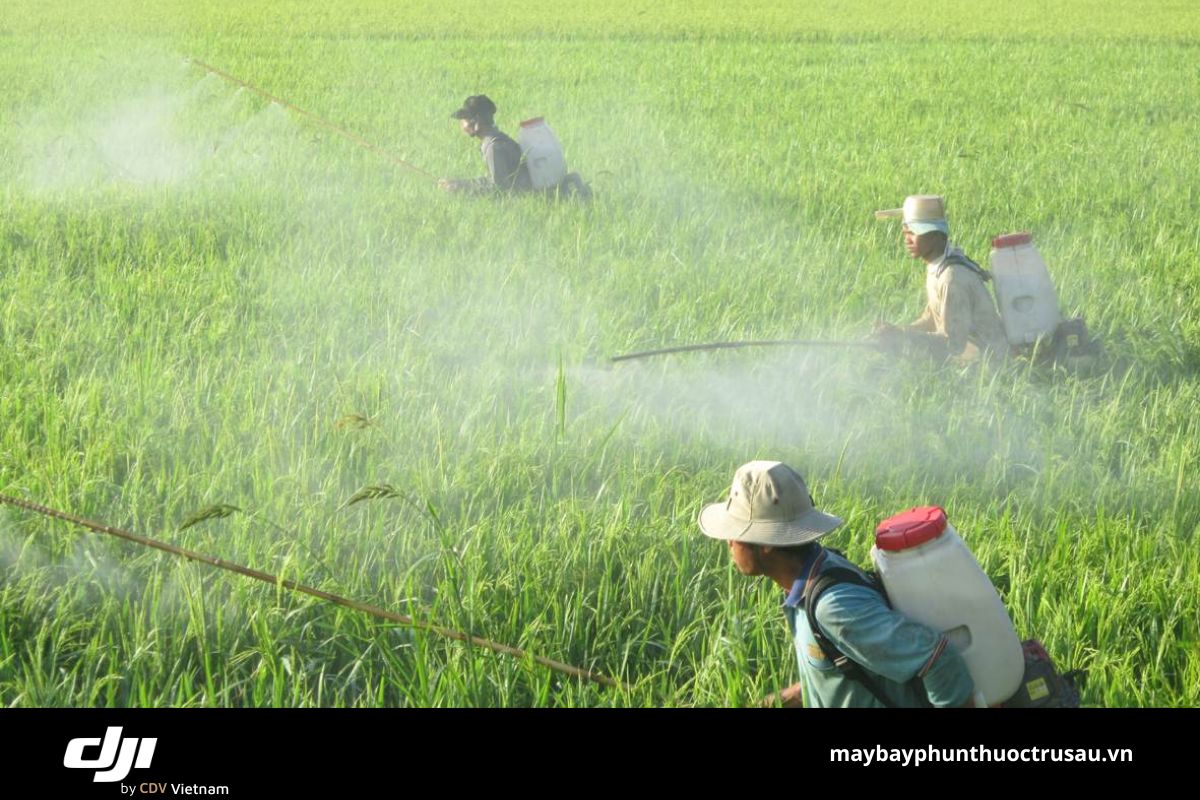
[872,195,1009,362]
[698,460,975,708]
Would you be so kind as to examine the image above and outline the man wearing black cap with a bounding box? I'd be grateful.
[440,95,532,194]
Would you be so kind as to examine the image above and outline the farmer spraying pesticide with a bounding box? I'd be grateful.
[609,196,1011,365]
[872,195,1009,363]
[698,461,1082,708]
[698,461,978,708]
[440,94,590,198]
[441,95,531,194]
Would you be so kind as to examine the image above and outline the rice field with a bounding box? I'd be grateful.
[0,1,1197,707]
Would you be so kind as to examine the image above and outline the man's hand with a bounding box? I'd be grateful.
[761,682,804,708]
[871,320,906,356]
[913,332,954,363]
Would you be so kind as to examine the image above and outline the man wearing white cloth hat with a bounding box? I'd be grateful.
[698,460,976,708]
[873,195,1008,362]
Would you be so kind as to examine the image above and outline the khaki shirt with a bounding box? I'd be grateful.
[908,246,1009,361]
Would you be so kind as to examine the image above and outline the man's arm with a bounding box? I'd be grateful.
[907,305,937,333]
[440,138,503,193]
[907,271,972,358]
[816,584,975,708]
[488,138,526,192]
[934,271,973,356]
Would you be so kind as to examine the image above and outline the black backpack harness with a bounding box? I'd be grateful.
[800,548,931,708]
[934,250,992,282]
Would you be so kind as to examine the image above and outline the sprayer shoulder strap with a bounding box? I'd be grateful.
[805,569,935,709]
[801,561,931,710]
[939,251,992,282]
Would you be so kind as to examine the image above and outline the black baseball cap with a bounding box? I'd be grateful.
[450,95,497,120]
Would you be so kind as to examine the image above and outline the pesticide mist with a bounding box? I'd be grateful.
[0,2,1196,708]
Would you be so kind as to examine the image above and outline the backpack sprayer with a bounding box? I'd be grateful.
[518,116,590,198]
[517,117,566,189]
[989,232,1096,362]
[816,506,1083,708]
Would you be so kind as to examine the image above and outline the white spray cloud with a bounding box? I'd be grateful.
[17,72,298,196]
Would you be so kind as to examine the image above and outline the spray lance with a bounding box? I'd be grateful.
[187,59,438,183]
[0,493,628,692]
[610,338,880,363]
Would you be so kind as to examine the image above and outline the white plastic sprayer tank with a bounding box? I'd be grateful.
[518,117,567,190]
[871,507,1024,706]
[989,232,1062,346]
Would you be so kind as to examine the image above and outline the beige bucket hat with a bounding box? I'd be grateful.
[698,461,843,546]
[875,194,950,236]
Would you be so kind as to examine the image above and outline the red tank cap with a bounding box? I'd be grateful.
[875,506,948,551]
[992,231,1033,249]
[519,117,545,127]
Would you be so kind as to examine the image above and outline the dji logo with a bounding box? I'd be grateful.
[64,727,157,782]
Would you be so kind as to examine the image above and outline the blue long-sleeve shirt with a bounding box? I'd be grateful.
[782,548,976,708]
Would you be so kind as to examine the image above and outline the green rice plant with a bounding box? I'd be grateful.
[0,0,1196,708]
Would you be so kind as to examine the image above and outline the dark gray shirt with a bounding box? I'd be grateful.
[465,127,531,193]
